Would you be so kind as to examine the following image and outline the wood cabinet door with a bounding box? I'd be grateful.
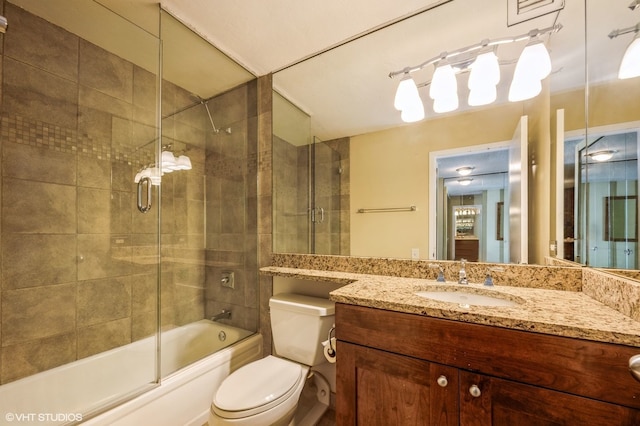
[459,371,640,426]
[336,341,458,426]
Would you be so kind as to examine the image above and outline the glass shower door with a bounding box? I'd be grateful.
[0,0,162,421]
[577,131,639,268]
[309,137,342,254]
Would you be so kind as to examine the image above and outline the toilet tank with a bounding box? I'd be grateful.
[269,293,335,366]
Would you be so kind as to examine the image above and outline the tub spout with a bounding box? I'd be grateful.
[211,309,232,322]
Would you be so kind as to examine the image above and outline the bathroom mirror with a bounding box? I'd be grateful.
[272,0,640,271]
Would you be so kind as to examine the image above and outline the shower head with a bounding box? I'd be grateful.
[0,15,7,34]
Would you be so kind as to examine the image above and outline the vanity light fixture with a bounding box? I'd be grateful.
[389,24,562,119]
[456,166,475,176]
[458,177,473,186]
[394,73,425,122]
[609,23,640,79]
[587,150,617,162]
[508,37,552,102]
[430,58,459,113]
[468,48,500,106]
[620,32,640,79]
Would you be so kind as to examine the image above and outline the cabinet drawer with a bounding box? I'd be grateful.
[336,303,640,409]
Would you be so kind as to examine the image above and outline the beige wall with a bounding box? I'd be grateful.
[351,103,526,260]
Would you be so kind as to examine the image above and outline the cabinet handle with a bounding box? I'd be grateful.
[629,355,640,382]
[469,384,482,398]
[437,375,448,387]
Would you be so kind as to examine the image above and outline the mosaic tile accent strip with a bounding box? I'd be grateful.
[1,113,157,167]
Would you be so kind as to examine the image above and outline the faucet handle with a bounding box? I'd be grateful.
[428,263,446,282]
[484,267,505,286]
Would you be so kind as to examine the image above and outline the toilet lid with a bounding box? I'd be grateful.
[213,356,304,415]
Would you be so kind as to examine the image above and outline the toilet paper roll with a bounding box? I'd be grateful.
[322,337,337,363]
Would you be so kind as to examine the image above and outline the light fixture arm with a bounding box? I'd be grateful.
[608,22,640,39]
[388,23,562,79]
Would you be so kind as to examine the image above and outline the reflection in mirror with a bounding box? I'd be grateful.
[563,125,639,269]
[273,0,577,263]
[273,1,640,270]
[272,93,351,255]
[434,146,508,264]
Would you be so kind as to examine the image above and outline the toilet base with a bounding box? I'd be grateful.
[291,371,330,426]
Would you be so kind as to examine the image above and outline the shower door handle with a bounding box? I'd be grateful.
[318,207,325,223]
[137,177,152,213]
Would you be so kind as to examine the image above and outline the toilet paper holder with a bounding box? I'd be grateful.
[326,325,336,357]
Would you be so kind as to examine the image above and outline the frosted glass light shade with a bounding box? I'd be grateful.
[517,40,552,80]
[175,155,192,170]
[619,34,640,79]
[433,94,459,113]
[508,39,551,102]
[468,85,497,106]
[429,63,457,100]
[394,75,421,111]
[468,51,501,89]
[588,150,616,162]
[400,101,425,122]
[148,167,162,186]
[161,150,178,172]
[509,77,542,102]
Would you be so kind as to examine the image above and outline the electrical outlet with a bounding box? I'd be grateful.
[411,248,420,260]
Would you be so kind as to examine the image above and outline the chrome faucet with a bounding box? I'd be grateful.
[211,309,232,322]
[458,258,468,285]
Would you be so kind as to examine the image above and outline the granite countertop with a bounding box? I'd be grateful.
[261,266,640,347]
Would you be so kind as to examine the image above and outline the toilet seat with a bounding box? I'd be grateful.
[212,356,307,420]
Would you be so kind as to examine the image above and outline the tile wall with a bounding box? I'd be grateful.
[0,2,262,384]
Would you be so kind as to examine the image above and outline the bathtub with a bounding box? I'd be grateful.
[0,320,262,426]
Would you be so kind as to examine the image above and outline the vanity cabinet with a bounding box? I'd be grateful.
[335,303,640,425]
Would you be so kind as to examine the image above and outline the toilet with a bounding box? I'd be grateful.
[209,293,335,426]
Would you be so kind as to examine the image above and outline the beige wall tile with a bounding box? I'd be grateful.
[78,157,111,190]
[110,191,133,234]
[3,178,76,234]
[78,277,132,327]
[79,85,132,121]
[2,234,76,290]
[131,310,157,341]
[79,40,133,103]
[2,284,76,345]
[132,273,158,313]
[77,234,132,280]
[78,106,112,148]
[133,65,157,126]
[77,318,131,359]
[78,187,111,234]
[112,162,134,193]
[4,3,79,82]
[3,57,78,129]
[1,333,76,384]
[3,142,76,185]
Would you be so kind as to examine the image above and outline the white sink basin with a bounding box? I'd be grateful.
[415,290,519,307]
